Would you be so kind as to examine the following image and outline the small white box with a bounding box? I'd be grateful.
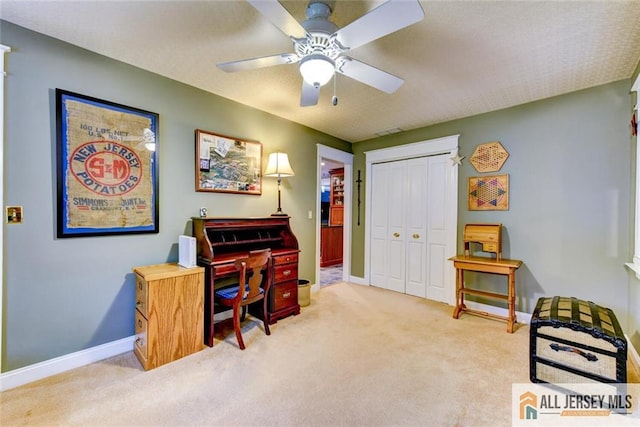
[178,235,196,268]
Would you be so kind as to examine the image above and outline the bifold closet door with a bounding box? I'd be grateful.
[370,162,391,289]
[370,157,427,295]
[424,155,448,303]
[404,157,429,297]
[369,155,448,302]
[386,160,409,293]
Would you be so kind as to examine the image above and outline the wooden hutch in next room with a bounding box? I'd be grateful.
[192,216,300,347]
[329,167,344,226]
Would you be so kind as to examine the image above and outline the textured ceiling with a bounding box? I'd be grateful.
[2,0,640,143]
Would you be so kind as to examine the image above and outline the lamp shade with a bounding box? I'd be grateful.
[264,152,295,178]
[299,54,335,87]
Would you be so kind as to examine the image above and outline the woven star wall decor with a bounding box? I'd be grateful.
[470,141,509,173]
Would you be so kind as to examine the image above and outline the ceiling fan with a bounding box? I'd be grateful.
[217,0,425,107]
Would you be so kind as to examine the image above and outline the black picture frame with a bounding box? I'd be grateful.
[55,89,159,237]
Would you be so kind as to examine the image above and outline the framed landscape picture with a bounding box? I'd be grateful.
[195,129,262,195]
[55,89,159,238]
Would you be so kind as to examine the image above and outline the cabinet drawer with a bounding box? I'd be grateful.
[135,274,148,317]
[272,281,298,312]
[134,310,148,359]
[482,243,498,253]
[274,263,298,283]
[272,252,298,266]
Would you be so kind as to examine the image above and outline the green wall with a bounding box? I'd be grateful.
[352,80,634,327]
[1,21,350,371]
[4,18,639,372]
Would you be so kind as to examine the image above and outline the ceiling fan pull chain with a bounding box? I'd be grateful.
[332,74,338,106]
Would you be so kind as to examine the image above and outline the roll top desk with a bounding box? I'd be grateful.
[192,216,301,346]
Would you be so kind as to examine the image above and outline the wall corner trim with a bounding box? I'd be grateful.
[0,336,134,392]
[627,334,640,379]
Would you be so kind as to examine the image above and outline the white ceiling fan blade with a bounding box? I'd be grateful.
[217,53,299,72]
[337,57,404,94]
[247,0,308,39]
[300,80,320,107]
[334,0,424,51]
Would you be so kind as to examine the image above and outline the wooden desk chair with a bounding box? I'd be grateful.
[214,249,272,350]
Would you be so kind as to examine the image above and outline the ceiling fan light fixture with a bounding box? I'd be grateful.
[300,54,335,87]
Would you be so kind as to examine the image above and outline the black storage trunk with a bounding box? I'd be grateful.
[530,296,627,384]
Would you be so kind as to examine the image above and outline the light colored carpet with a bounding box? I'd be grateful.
[2,282,628,426]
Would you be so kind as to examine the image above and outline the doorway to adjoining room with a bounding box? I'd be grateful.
[319,157,344,287]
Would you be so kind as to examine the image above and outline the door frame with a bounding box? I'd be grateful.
[1,45,11,369]
[364,134,460,305]
[316,144,354,290]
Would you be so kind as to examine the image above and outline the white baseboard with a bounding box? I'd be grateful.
[0,336,134,392]
[348,275,368,285]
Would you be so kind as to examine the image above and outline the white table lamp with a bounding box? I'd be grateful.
[264,152,295,216]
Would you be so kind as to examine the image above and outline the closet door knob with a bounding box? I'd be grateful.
[393,232,400,238]
[413,234,420,239]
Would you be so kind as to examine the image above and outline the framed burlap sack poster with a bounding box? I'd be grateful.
[56,89,159,237]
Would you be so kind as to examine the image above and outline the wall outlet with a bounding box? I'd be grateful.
[308,210,313,219]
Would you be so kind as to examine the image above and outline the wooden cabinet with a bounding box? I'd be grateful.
[329,168,344,226]
[133,263,205,370]
[269,251,300,323]
[320,225,343,267]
